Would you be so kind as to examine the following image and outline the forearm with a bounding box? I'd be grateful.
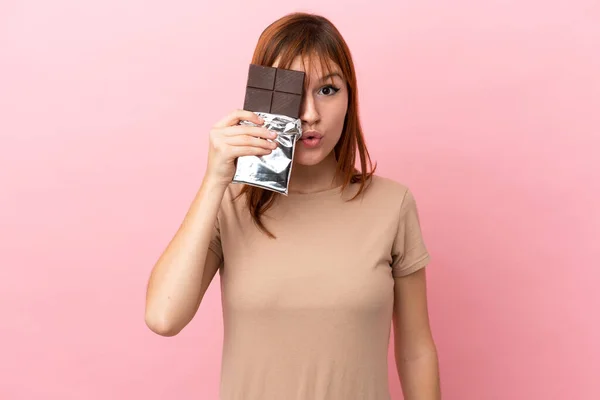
[396,348,441,400]
[145,176,227,336]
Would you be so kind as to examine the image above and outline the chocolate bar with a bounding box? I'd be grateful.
[243,64,305,119]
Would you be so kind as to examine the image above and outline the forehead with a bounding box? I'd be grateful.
[272,54,342,85]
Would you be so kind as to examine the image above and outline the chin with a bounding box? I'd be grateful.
[293,149,329,166]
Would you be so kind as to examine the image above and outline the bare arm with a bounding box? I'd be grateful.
[144,177,227,337]
[393,268,441,399]
[144,109,277,337]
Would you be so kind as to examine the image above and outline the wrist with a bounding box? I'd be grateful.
[202,173,230,192]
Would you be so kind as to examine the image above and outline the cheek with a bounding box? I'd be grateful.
[325,99,348,138]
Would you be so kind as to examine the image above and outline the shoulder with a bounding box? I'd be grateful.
[223,182,245,201]
[362,175,421,215]
[216,183,246,218]
[364,174,411,201]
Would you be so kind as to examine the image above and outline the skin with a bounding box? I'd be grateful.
[393,268,441,399]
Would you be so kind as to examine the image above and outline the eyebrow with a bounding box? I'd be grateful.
[319,72,343,83]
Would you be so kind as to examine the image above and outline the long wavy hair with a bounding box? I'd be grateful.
[238,12,376,238]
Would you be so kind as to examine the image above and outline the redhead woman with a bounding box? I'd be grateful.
[145,12,441,400]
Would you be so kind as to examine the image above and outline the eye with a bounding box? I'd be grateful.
[318,85,340,96]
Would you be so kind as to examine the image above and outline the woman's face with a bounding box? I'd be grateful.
[272,56,348,166]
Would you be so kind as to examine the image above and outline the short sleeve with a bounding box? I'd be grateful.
[208,213,223,262]
[390,189,431,278]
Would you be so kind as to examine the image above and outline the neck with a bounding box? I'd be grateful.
[288,152,342,194]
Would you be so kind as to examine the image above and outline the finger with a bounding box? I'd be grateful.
[226,135,278,150]
[231,146,274,158]
[213,109,264,128]
[220,125,278,140]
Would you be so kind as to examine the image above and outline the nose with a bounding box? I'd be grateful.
[300,92,320,127]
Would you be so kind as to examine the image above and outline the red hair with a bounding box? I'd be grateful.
[238,12,376,238]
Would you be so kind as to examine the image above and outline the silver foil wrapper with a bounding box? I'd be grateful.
[232,112,303,195]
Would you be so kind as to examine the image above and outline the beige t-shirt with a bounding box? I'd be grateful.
[208,175,430,400]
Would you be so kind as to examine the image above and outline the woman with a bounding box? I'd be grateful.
[145,12,441,400]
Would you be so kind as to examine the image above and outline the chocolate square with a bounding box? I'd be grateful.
[271,91,303,118]
[243,64,305,118]
[274,68,304,94]
[243,87,273,114]
[247,64,276,90]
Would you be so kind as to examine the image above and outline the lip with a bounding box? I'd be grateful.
[301,130,323,140]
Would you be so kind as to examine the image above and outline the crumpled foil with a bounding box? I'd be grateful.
[232,112,303,195]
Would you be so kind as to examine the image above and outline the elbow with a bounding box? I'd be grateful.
[396,342,438,364]
[144,309,183,337]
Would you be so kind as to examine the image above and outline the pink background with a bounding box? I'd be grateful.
[1,1,599,399]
